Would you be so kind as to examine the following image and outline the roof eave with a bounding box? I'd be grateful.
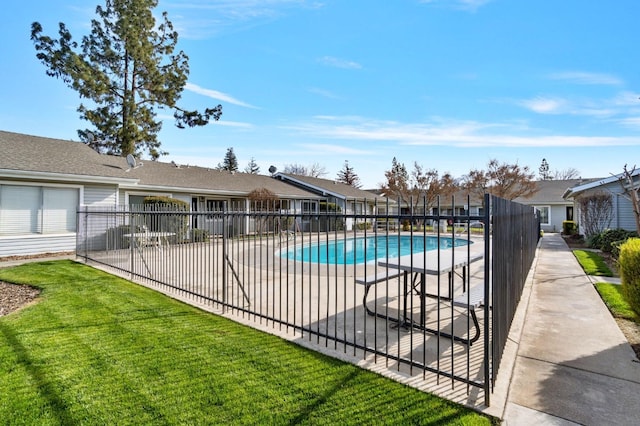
[275,173,346,199]
[0,169,137,185]
[121,183,323,199]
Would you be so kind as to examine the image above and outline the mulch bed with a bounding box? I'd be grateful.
[0,282,40,317]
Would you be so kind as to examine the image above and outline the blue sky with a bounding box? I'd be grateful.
[2,0,639,188]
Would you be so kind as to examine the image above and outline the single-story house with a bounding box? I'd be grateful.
[562,169,640,233]
[273,173,390,230]
[514,179,590,233]
[3,130,372,258]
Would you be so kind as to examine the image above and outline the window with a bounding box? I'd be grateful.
[535,206,550,225]
[0,184,79,235]
[206,200,225,211]
[302,201,318,213]
[128,195,146,207]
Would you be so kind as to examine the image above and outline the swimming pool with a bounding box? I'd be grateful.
[280,235,470,265]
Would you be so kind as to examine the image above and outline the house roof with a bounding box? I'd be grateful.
[562,169,640,199]
[274,173,387,202]
[124,161,318,198]
[514,179,589,204]
[0,130,318,199]
[0,130,137,183]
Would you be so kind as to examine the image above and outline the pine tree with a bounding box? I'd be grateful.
[539,158,551,180]
[336,160,361,188]
[244,157,260,174]
[218,147,238,172]
[30,0,222,159]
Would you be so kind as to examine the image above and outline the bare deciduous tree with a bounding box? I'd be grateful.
[283,162,327,178]
[462,159,538,200]
[553,167,581,180]
[578,191,613,237]
[381,159,459,223]
[380,157,410,204]
[248,188,279,234]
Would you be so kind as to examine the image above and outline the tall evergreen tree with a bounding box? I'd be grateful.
[539,158,551,180]
[244,157,260,174]
[336,160,361,188]
[30,0,222,159]
[218,147,238,172]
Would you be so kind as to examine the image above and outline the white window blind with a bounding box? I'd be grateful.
[43,187,78,233]
[0,185,78,235]
[0,185,41,234]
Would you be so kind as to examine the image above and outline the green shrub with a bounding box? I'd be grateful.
[587,232,602,249]
[190,228,210,242]
[106,224,134,249]
[589,228,638,253]
[562,220,578,235]
[142,196,190,241]
[355,222,372,231]
[619,238,640,317]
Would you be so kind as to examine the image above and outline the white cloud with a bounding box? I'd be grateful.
[420,0,492,12]
[616,117,640,128]
[514,92,640,118]
[548,71,623,86]
[308,87,343,99]
[284,116,639,148]
[611,91,640,107]
[165,1,324,39]
[318,56,362,70]
[216,120,254,128]
[185,83,258,109]
[518,97,566,114]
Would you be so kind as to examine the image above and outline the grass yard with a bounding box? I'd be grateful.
[0,260,495,425]
[594,282,640,322]
[572,250,614,277]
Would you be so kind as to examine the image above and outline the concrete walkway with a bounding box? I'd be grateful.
[503,233,640,425]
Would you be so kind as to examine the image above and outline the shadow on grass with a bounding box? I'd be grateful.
[0,322,75,425]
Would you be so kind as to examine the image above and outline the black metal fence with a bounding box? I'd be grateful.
[76,195,539,407]
[490,196,540,389]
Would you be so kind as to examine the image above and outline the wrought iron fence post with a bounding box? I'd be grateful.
[129,207,134,280]
[484,193,491,407]
[222,201,228,312]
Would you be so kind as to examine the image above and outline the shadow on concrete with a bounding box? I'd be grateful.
[524,342,640,425]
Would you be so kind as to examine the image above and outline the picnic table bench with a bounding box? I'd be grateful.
[356,247,485,345]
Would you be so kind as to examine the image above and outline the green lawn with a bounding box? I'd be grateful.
[572,250,614,277]
[0,260,494,425]
[595,282,640,322]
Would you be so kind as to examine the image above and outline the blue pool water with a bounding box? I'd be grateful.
[280,235,470,265]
